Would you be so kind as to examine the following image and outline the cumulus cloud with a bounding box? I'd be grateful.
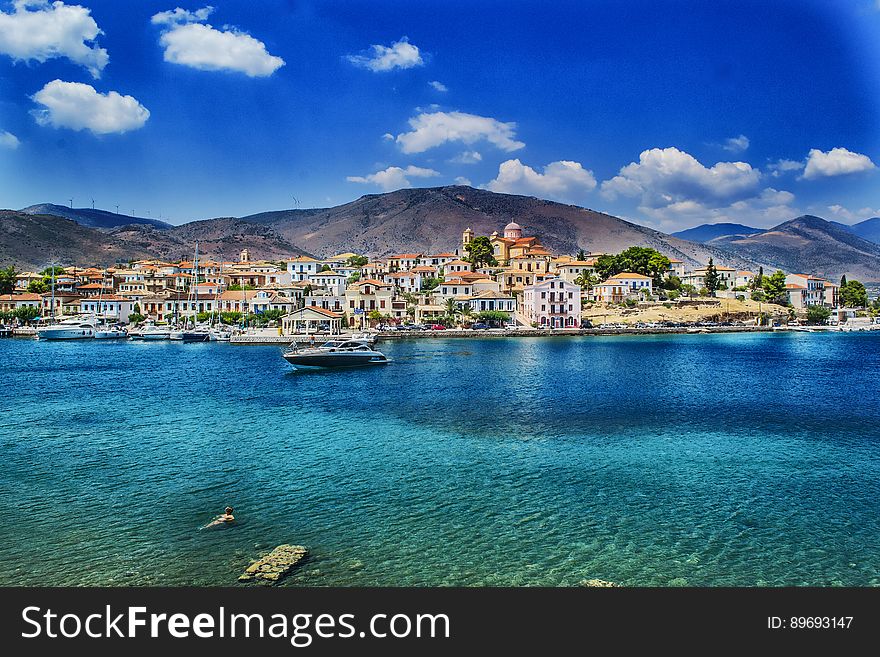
[802,147,876,180]
[722,134,749,153]
[346,165,439,191]
[31,80,150,135]
[483,159,597,201]
[826,204,880,223]
[395,110,525,154]
[429,80,448,92]
[601,147,761,209]
[453,176,472,186]
[449,150,481,164]
[0,0,108,78]
[0,130,20,149]
[346,37,423,72]
[767,158,804,177]
[151,6,284,77]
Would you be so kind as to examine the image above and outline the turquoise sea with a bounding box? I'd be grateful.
[0,332,878,587]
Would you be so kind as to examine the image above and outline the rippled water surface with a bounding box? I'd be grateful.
[1,333,878,586]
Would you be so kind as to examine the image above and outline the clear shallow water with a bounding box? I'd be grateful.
[0,333,878,587]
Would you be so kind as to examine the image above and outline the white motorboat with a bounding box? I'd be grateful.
[37,317,95,340]
[141,325,171,340]
[283,339,389,369]
[94,325,127,339]
[209,327,232,342]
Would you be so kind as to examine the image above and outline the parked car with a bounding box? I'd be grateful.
[471,322,489,330]
[430,324,447,330]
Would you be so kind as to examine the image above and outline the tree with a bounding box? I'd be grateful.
[133,303,141,315]
[27,279,48,294]
[422,276,441,291]
[840,274,847,288]
[594,254,619,281]
[761,270,789,306]
[592,247,670,286]
[806,305,832,325]
[13,306,40,324]
[464,235,498,269]
[576,249,586,261]
[704,258,720,295]
[476,310,510,326]
[574,271,598,294]
[663,275,682,290]
[681,284,696,298]
[347,272,361,284]
[444,298,459,317]
[319,264,331,272]
[459,305,474,324]
[0,266,16,295]
[346,255,369,268]
[128,313,146,325]
[41,265,65,278]
[751,266,764,290]
[840,279,867,307]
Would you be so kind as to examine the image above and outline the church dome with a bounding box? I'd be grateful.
[504,222,521,231]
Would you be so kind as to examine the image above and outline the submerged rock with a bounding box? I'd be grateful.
[579,578,620,587]
[239,544,308,584]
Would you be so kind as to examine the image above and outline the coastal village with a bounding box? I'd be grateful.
[0,221,877,338]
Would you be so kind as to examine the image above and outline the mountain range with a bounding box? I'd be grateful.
[2,186,879,281]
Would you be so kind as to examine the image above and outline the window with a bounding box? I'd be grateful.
[541,304,546,311]
[541,291,546,299]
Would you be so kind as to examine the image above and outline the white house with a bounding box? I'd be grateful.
[383,271,421,294]
[309,270,348,296]
[521,277,579,328]
[593,273,653,303]
[287,256,322,281]
[466,290,517,315]
[79,296,135,323]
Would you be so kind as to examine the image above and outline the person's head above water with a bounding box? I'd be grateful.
[225,506,234,514]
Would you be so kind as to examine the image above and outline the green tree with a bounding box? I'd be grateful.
[476,310,510,325]
[133,303,141,315]
[681,284,696,298]
[704,258,720,295]
[41,265,65,277]
[0,266,16,295]
[319,264,331,272]
[13,306,41,324]
[27,279,48,294]
[594,254,619,281]
[228,284,255,291]
[346,255,369,268]
[839,279,867,307]
[761,270,789,305]
[347,272,361,284]
[751,266,764,290]
[576,249,586,261]
[839,274,847,288]
[806,305,832,325]
[464,235,498,269]
[128,313,145,325]
[422,276,441,291]
[663,275,682,290]
[574,271,598,294]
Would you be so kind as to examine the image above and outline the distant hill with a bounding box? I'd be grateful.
[671,223,763,243]
[848,217,880,245]
[714,215,880,281]
[20,204,172,230]
[237,186,757,269]
[0,211,311,269]
[0,211,156,269]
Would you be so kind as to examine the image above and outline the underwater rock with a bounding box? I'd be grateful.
[239,544,308,584]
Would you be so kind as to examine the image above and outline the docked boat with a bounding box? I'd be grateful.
[37,317,95,340]
[283,339,389,368]
[0,324,12,338]
[141,325,170,340]
[94,325,127,339]
[181,329,210,342]
[209,327,232,342]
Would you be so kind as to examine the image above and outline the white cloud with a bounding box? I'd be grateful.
[395,110,525,154]
[0,0,108,78]
[429,80,448,92]
[381,132,394,141]
[0,130,20,149]
[453,176,471,186]
[151,6,284,77]
[601,146,761,209]
[150,6,215,25]
[483,159,597,201]
[449,150,481,164]
[346,37,423,72]
[825,204,880,223]
[31,80,150,135]
[346,165,439,191]
[767,158,804,177]
[802,147,876,180]
[722,134,749,153]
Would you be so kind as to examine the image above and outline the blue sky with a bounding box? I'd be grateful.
[0,0,879,230]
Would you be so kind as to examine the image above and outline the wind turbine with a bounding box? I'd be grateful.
[115,204,119,215]
[68,198,73,208]
[91,198,95,210]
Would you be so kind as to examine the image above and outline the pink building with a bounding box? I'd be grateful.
[521,277,579,328]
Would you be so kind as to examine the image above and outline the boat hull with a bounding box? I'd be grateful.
[283,352,383,368]
[181,332,210,342]
[94,330,127,339]
[37,327,95,340]
[140,332,169,340]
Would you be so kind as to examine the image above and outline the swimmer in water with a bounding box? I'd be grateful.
[204,506,235,528]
